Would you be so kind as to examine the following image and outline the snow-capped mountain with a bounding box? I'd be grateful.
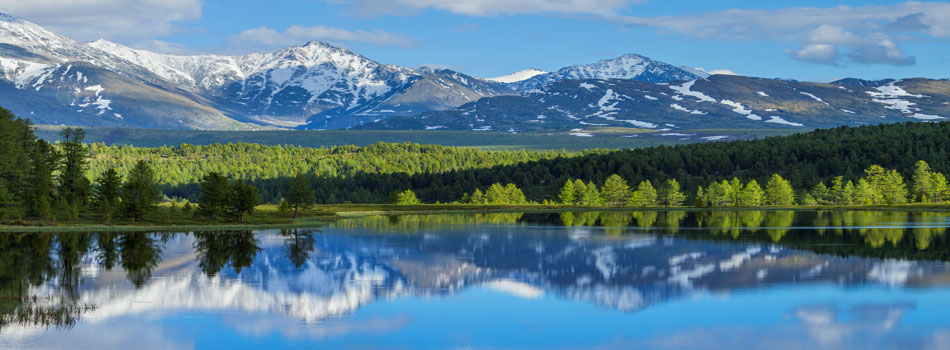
[487,68,548,83]
[360,75,950,132]
[0,12,512,129]
[507,54,701,92]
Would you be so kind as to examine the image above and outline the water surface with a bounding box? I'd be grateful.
[2,210,950,349]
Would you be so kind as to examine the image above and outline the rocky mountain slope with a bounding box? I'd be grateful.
[358,75,950,132]
[0,12,511,129]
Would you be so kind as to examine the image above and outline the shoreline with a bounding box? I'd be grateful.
[2,203,950,232]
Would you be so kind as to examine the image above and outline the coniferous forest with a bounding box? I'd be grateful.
[3,104,950,225]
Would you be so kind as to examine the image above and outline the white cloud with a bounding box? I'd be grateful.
[332,0,645,17]
[616,2,950,66]
[0,0,202,44]
[228,25,417,51]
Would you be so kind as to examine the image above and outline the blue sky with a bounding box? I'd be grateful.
[2,0,949,82]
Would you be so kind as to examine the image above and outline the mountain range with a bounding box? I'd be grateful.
[0,12,947,132]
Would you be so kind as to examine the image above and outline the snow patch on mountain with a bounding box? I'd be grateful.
[766,116,804,127]
[486,68,547,83]
[669,80,716,103]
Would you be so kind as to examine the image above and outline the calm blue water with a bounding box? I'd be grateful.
[2,210,950,349]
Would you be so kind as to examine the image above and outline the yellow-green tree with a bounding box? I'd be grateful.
[601,174,630,206]
[764,174,795,206]
[629,180,658,207]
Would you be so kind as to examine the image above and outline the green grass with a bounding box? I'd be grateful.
[4,202,949,232]
[34,126,803,151]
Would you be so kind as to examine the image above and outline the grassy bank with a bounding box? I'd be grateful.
[3,202,950,232]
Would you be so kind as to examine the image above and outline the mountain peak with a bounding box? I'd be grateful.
[0,12,19,22]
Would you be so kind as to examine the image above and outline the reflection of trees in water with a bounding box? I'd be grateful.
[193,231,261,276]
[282,228,316,269]
[337,212,526,233]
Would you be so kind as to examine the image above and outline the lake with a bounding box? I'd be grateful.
[2,210,950,349]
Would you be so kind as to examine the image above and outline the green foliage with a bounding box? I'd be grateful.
[58,127,90,206]
[197,172,232,220]
[765,174,796,206]
[658,179,686,207]
[287,174,315,218]
[601,175,630,206]
[629,180,658,207]
[394,190,422,205]
[231,180,259,222]
[558,180,576,204]
[93,168,122,210]
[121,160,159,221]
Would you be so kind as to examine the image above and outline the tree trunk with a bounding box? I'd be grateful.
[293,204,299,219]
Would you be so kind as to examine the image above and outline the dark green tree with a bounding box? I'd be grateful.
[287,174,315,219]
[197,172,231,220]
[121,160,159,221]
[58,127,90,206]
[231,179,259,223]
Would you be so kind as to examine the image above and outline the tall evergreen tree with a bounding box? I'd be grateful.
[739,179,764,206]
[93,168,122,209]
[764,174,795,206]
[658,179,686,207]
[913,160,935,202]
[121,160,159,221]
[197,172,232,220]
[27,140,58,220]
[880,170,908,205]
[601,174,630,206]
[629,180,658,207]
[287,174,315,219]
[558,180,576,205]
[232,179,259,223]
[58,127,90,206]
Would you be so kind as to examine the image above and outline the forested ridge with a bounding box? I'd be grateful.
[86,142,584,186]
[5,102,950,211]
[279,121,950,204]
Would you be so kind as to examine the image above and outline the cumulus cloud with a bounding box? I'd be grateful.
[228,25,417,52]
[0,0,202,45]
[330,0,645,17]
[616,2,950,66]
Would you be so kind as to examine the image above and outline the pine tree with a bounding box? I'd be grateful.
[121,160,159,221]
[811,182,830,205]
[629,180,658,207]
[739,179,764,206]
[232,179,259,222]
[726,178,743,207]
[830,176,844,205]
[658,179,686,207]
[880,169,908,205]
[912,160,935,202]
[764,174,795,206]
[94,168,123,210]
[601,174,630,206]
[578,181,601,206]
[27,140,57,220]
[197,172,232,220]
[931,172,949,202]
[287,174,315,219]
[558,180,576,205]
[58,127,90,206]
[854,179,874,205]
[841,180,856,205]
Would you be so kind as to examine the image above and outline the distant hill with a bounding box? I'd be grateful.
[359,75,950,133]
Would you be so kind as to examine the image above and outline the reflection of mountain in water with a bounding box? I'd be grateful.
[2,210,950,336]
